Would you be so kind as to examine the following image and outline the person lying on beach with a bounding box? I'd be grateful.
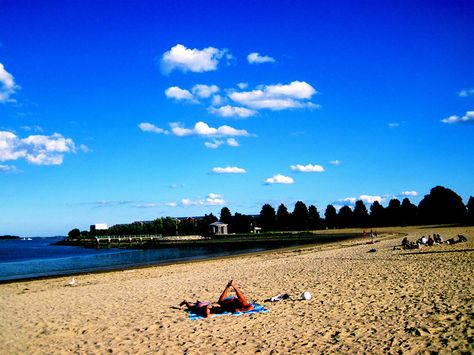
[180,280,254,318]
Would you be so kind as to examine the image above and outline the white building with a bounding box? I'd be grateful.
[90,223,108,232]
[209,222,228,235]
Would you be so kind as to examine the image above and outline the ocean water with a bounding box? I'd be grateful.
[0,237,266,282]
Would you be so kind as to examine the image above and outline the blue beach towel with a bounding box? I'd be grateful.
[187,303,269,320]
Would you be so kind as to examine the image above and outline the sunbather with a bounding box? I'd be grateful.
[180,280,254,318]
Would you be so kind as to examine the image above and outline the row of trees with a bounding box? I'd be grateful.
[257,186,473,231]
[69,186,473,238]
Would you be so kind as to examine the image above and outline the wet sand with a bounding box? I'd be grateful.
[0,226,473,354]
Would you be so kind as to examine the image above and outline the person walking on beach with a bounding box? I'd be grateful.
[180,280,254,318]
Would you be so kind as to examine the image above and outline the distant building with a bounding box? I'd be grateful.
[90,223,108,233]
[209,221,228,235]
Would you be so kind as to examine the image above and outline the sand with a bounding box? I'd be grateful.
[0,226,473,354]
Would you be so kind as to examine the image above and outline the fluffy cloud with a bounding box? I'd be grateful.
[0,131,75,165]
[209,105,257,118]
[204,138,240,149]
[0,63,19,103]
[161,44,229,74]
[192,84,219,98]
[228,81,317,110]
[290,164,325,172]
[170,121,250,137]
[265,174,294,185]
[237,82,248,90]
[458,88,474,97]
[164,86,195,101]
[212,166,246,174]
[359,195,383,204]
[441,111,474,124]
[164,84,220,103]
[401,190,418,197]
[329,160,341,165]
[138,122,169,134]
[226,138,239,147]
[342,195,383,204]
[181,193,225,207]
[247,52,276,64]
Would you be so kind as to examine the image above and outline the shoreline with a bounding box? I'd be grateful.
[1,225,472,353]
[0,231,364,284]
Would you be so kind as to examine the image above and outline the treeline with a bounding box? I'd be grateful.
[68,215,219,239]
[68,186,473,238]
[257,186,472,231]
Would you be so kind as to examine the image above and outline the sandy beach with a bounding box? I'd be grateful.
[0,226,473,354]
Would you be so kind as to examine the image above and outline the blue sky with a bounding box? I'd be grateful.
[1,0,473,236]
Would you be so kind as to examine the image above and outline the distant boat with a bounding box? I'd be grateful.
[27,238,32,241]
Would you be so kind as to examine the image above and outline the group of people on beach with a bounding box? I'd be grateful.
[401,234,467,250]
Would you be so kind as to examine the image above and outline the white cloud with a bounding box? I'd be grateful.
[458,88,474,97]
[401,190,418,197]
[0,63,19,103]
[441,110,474,124]
[165,202,178,207]
[343,197,356,204]
[170,121,250,137]
[21,125,43,132]
[138,122,169,134]
[181,193,225,207]
[226,138,239,147]
[388,122,400,128]
[0,164,20,173]
[211,94,224,106]
[204,140,224,149]
[359,195,383,204]
[342,195,383,204]
[209,105,257,118]
[161,44,228,74]
[192,84,219,98]
[229,81,317,110]
[237,82,248,90]
[0,131,75,166]
[265,174,295,185]
[329,160,341,165]
[247,52,276,64]
[164,86,196,102]
[290,163,325,172]
[79,144,92,153]
[212,166,246,174]
[204,138,240,149]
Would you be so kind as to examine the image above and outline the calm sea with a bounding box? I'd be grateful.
[0,237,267,282]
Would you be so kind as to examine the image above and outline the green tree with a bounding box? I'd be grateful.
[233,213,254,233]
[370,201,385,227]
[325,204,337,229]
[220,207,232,231]
[386,199,402,226]
[400,198,418,226]
[467,196,474,225]
[276,203,290,231]
[68,228,81,239]
[292,201,309,230]
[259,204,276,231]
[353,200,369,228]
[418,186,467,224]
[307,205,322,230]
[338,205,353,228]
